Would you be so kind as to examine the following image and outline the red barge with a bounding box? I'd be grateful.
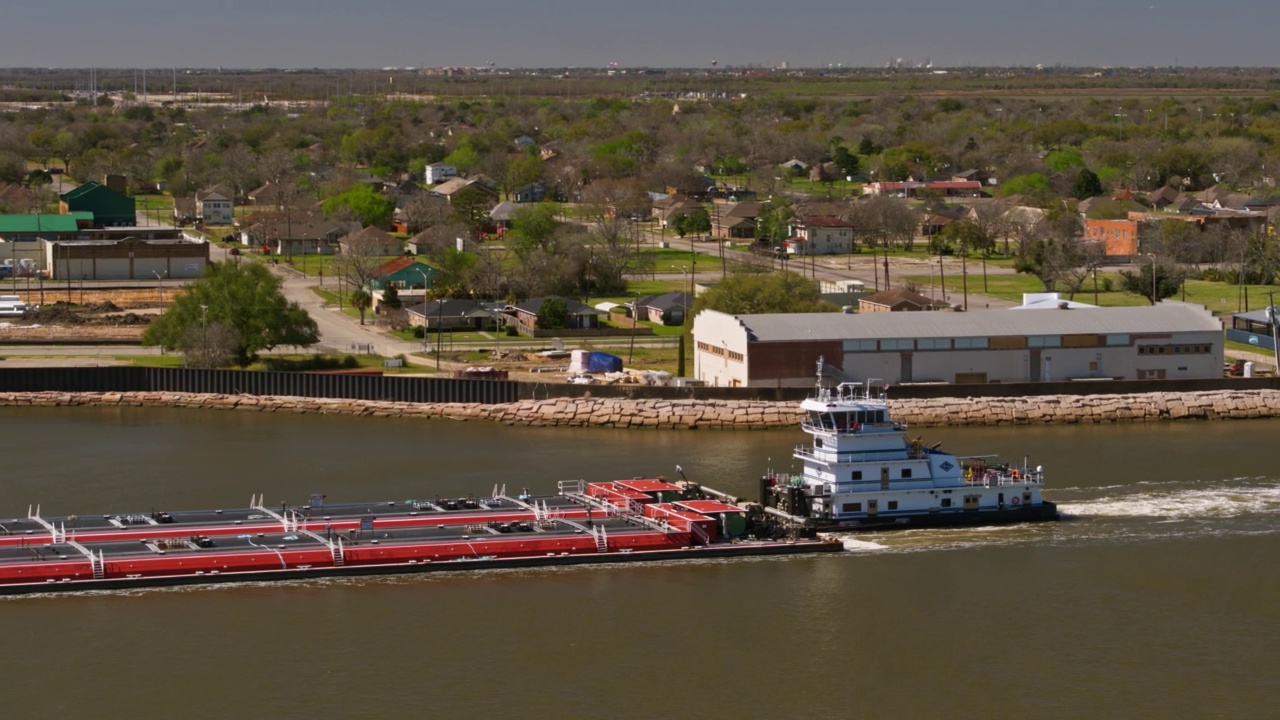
[0,479,840,595]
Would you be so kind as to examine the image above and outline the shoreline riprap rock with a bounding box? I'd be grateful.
[1,389,1279,429]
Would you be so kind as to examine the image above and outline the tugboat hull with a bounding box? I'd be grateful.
[808,501,1060,532]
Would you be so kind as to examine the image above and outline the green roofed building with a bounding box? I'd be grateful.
[0,214,82,240]
[59,181,136,227]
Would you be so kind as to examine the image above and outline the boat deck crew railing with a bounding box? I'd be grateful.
[800,420,905,435]
[793,445,905,463]
[964,469,1045,486]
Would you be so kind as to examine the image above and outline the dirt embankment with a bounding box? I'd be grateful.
[1,294,158,343]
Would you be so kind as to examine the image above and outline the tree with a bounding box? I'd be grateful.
[322,184,395,228]
[141,262,318,366]
[350,289,373,325]
[536,297,567,329]
[402,193,449,234]
[692,271,834,316]
[999,173,1053,206]
[1120,261,1184,305]
[450,185,495,238]
[381,284,403,310]
[1071,168,1103,200]
[755,198,795,245]
[674,208,711,238]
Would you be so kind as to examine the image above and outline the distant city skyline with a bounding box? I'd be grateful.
[2,1,1278,69]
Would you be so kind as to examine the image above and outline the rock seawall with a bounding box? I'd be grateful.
[2,389,1280,428]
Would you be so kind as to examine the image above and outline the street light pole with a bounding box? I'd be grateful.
[436,297,445,372]
[199,303,208,367]
[153,270,167,315]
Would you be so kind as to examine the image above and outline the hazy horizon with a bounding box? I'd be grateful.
[3,1,1278,69]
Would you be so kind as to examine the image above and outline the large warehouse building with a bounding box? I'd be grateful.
[691,302,1224,387]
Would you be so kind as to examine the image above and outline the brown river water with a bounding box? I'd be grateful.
[1,407,1277,719]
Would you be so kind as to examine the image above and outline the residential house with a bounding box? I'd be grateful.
[431,177,498,204]
[424,163,458,185]
[338,226,403,257]
[779,159,809,175]
[59,181,136,227]
[247,181,286,206]
[489,201,519,229]
[240,212,343,256]
[862,181,983,198]
[1147,186,1186,210]
[504,296,602,330]
[630,291,693,326]
[711,201,759,239]
[511,183,547,203]
[951,169,993,185]
[651,194,703,229]
[194,186,234,225]
[368,257,438,291]
[858,287,946,313]
[783,216,854,255]
[406,298,499,331]
[918,213,955,237]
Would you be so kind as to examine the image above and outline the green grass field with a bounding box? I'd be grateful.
[902,271,1277,314]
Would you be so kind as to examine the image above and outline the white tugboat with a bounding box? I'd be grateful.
[761,360,1058,531]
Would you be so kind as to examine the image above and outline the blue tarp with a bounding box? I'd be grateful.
[586,352,623,373]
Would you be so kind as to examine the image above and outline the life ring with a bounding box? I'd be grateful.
[1011,470,1020,480]
[1011,496,1022,506]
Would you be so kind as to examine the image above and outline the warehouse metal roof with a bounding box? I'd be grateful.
[725,302,1222,343]
[0,214,81,233]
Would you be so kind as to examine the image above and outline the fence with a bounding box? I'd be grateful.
[0,367,519,405]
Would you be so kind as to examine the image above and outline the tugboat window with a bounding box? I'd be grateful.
[851,471,863,481]
[887,501,899,510]
[901,469,912,479]
[942,498,952,507]
[842,502,862,512]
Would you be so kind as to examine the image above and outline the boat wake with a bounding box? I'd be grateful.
[821,477,1280,556]
[1058,477,1280,520]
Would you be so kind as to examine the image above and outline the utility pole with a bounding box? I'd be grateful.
[1269,292,1280,373]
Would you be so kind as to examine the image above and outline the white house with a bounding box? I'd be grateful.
[784,216,854,255]
[425,163,458,185]
[194,187,234,225]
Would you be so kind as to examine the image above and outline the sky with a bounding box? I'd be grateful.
[2,0,1278,69]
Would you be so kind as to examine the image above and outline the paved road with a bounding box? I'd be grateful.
[272,266,421,357]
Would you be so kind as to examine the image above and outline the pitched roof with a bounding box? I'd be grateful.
[717,201,759,219]
[431,177,477,196]
[798,215,854,228]
[510,296,601,316]
[407,298,496,318]
[859,288,941,309]
[195,185,233,202]
[340,225,397,245]
[372,256,422,279]
[633,291,692,313]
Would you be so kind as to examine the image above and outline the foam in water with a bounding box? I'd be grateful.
[840,537,889,552]
[1059,478,1280,520]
